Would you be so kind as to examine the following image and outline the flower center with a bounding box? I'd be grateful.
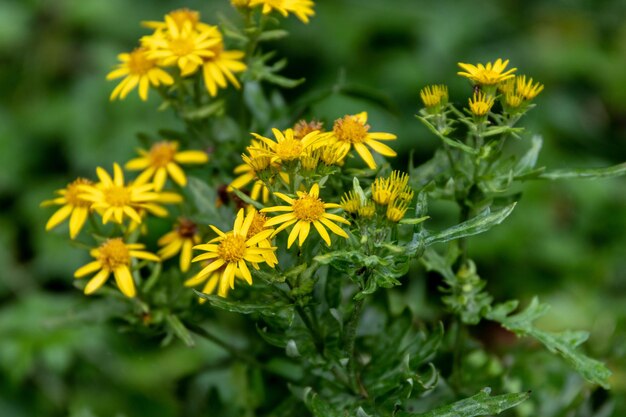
[292,194,325,222]
[128,48,156,75]
[218,234,247,263]
[275,139,303,161]
[66,178,92,207]
[104,186,132,207]
[333,116,369,144]
[176,218,197,238]
[247,212,268,238]
[293,120,324,140]
[149,142,177,167]
[169,38,195,57]
[98,238,130,270]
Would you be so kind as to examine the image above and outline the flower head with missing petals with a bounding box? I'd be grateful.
[249,128,329,165]
[457,58,517,86]
[158,218,202,273]
[106,47,174,101]
[74,238,160,297]
[261,183,350,248]
[330,112,397,170]
[188,209,277,297]
[125,141,208,191]
[42,178,93,239]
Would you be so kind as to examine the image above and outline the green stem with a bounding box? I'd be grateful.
[344,296,366,396]
[451,319,465,393]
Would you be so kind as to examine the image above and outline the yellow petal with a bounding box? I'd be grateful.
[180,239,192,272]
[74,261,102,278]
[313,221,331,246]
[287,221,302,248]
[69,207,88,239]
[238,260,252,285]
[174,150,208,164]
[114,265,136,297]
[354,142,377,169]
[166,162,187,187]
[125,157,150,170]
[154,167,168,191]
[320,218,349,239]
[366,139,397,157]
[45,205,72,231]
[129,250,161,262]
[298,221,310,246]
[84,269,110,295]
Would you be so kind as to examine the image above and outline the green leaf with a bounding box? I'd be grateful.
[536,161,626,180]
[231,187,265,210]
[187,176,219,218]
[396,387,530,417]
[194,291,293,317]
[424,203,516,246]
[258,29,289,41]
[486,297,612,388]
[513,135,543,175]
[165,314,195,347]
[416,115,477,155]
[301,387,343,417]
[182,100,224,120]
[399,216,430,225]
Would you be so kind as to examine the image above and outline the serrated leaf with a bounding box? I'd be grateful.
[165,314,195,347]
[537,161,626,180]
[396,387,530,417]
[486,297,612,388]
[416,115,477,155]
[424,203,516,246]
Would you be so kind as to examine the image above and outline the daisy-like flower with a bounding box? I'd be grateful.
[158,218,201,273]
[249,128,329,165]
[457,58,517,86]
[229,150,275,203]
[420,84,448,109]
[125,141,208,191]
[143,8,212,32]
[261,183,350,248]
[386,198,409,222]
[248,0,315,24]
[468,91,495,117]
[106,47,174,101]
[515,75,544,100]
[371,171,410,206]
[42,178,93,239]
[74,238,160,297]
[330,112,397,170]
[186,261,230,299]
[189,209,277,296]
[144,19,221,76]
[293,119,324,140]
[340,190,361,214]
[80,163,180,225]
[202,29,247,97]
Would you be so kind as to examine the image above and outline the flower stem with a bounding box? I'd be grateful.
[344,296,366,397]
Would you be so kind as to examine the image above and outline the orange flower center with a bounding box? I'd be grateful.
[149,141,177,167]
[127,48,156,75]
[333,116,369,144]
[98,238,130,270]
[292,194,325,222]
[66,178,92,207]
[104,186,132,207]
[293,120,324,140]
[218,234,247,263]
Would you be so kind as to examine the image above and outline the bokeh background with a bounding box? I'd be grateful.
[1,0,625,416]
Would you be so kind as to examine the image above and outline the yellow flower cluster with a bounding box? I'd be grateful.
[342,171,414,223]
[498,75,544,112]
[107,8,247,101]
[233,0,316,24]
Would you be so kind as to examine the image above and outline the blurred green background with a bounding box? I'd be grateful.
[1,0,625,415]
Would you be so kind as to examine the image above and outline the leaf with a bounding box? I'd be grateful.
[424,203,516,246]
[258,29,289,41]
[536,161,626,180]
[165,314,195,347]
[300,387,343,417]
[395,387,530,417]
[194,291,293,317]
[513,135,543,175]
[231,187,265,210]
[486,297,612,388]
[416,115,477,155]
[182,100,224,120]
[187,176,219,218]
[399,216,430,225]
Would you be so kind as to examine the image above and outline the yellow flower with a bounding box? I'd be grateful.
[371,171,412,206]
[358,200,376,218]
[144,19,221,76]
[386,199,409,222]
[262,183,349,248]
[468,91,495,117]
[125,141,208,191]
[248,0,315,24]
[515,75,544,100]
[293,119,324,139]
[80,163,179,224]
[186,261,231,299]
[340,190,361,214]
[106,47,174,101]
[188,209,277,297]
[74,238,160,297]
[249,128,328,165]
[457,58,517,86]
[42,178,93,239]
[330,112,397,170]
[505,93,524,109]
[420,84,448,108]
[202,29,247,97]
[143,8,212,32]
[158,218,201,273]
[229,149,275,203]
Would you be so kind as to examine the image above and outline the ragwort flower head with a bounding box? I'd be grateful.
[468,91,495,117]
[262,183,350,248]
[74,238,160,297]
[420,84,448,109]
[331,112,397,170]
[125,141,208,191]
[247,0,315,24]
[106,47,174,101]
[249,128,328,165]
[80,163,180,225]
[189,209,277,297]
[42,178,93,239]
[202,29,247,97]
[158,218,202,273]
[457,58,517,86]
[143,8,211,32]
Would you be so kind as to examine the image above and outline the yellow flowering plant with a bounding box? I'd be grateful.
[40,2,626,416]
